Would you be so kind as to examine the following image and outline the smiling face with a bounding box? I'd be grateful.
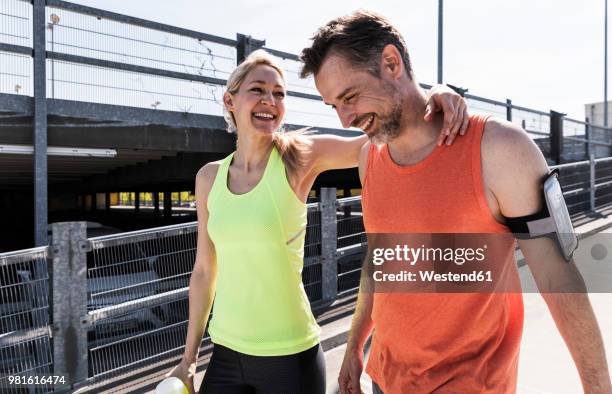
[314,54,404,144]
[224,64,286,136]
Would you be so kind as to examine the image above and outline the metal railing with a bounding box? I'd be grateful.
[2,0,612,152]
[0,158,610,391]
[0,246,52,393]
[0,189,360,391]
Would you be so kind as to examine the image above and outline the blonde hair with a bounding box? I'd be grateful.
[224,49,312,177]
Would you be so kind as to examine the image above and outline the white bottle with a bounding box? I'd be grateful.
[155,377,188,394]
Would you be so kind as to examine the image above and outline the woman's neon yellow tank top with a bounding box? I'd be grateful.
[206,146,320,356]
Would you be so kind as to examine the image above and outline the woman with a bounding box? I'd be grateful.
[169,49,469,393]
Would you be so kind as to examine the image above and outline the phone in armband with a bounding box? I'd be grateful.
[504,170,578,262]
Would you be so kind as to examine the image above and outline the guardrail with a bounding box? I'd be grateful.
[0,189,363,392]
[0,246,52,394]
[0,155,609,391]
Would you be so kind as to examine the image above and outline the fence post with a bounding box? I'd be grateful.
[506,99,512,122]
[51,222,89,390]
[550,110,565,164]
[320,188,338,302]
[33,0,48,246]
[585,117,591,159]
[590,153,596,211]
[236,33,266,64]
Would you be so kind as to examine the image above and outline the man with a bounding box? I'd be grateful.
[300,10,612,394]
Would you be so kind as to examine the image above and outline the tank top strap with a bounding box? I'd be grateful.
[207,151,235,210]
[267,145,283,173]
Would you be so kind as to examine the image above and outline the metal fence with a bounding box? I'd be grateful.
[0,157,611,391]
[0,189,363,392]
[2,0,612,151]
[4,0,612,248]
[87,223,197,381]
[0,246,52,394]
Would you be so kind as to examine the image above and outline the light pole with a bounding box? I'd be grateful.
[605,0,608,126]
[437,0,443,84]
[49,13,60,99]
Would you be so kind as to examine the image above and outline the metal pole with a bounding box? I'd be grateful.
[51,222,89,389]
[236,34,265,65]
[506,99,512,122]
[320,188,338,303]
[550,110,565,164]
[585,116,591,159]
[437,0,443,84]
[33,0,48,246]
[606,0,608,127]
[590,152,596,211]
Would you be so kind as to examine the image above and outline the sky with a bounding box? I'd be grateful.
[68,0,607,121]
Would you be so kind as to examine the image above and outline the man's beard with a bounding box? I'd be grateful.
[369,99,403,145]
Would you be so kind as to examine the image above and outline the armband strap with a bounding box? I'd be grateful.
[502,169,577,262]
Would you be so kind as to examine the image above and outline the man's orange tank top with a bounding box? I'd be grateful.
[361,114,524,393]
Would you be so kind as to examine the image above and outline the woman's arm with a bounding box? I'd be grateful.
[169,162,219,393]
[307,84,470,174]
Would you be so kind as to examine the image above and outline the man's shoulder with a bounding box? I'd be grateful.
[480,117,547,171]
[481,117,533,155]
[480,116,549,216]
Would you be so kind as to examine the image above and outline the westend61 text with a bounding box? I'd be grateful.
[373,270,493,283]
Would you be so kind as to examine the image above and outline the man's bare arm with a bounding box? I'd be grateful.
[483,118,612,392]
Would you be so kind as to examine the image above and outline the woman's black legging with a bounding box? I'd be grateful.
[199,343,326,394]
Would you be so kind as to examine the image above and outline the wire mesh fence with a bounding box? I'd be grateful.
[42,1,235,113]
[0,0,32,47]
[0,246,53,393]
[336,197,365,251]
[0,51,32,96]
[44,5,235,79]
[512,106,551,136]
[336,197,366,296]
[87,223,196,380]
[1,0,611,159]
[45,59,226,113]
